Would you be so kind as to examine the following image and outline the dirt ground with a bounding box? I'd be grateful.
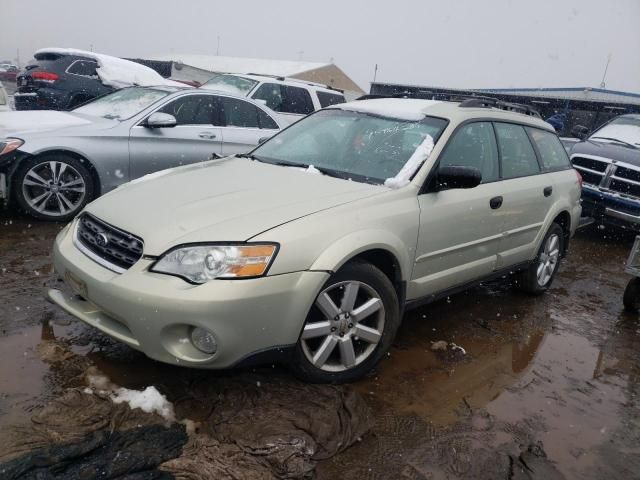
[0,208,638,479]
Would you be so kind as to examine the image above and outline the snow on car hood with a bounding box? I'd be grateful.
[85,157,385,255]
[0,111,95,137]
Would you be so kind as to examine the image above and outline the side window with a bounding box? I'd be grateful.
[494,123,540,179]
[317,91,346,107]
[281,86,314,114]
[257,108,279,130]
[220,97,260,128]
[252,83,284,112]
[67,60,98,78]
[158,95,214,125]
[527,127,571,171]
[438,122,499,183]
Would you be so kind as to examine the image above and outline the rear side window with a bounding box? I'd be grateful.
[494,123,540,179]
[67,60,99,78]
[252,83,314,115]
[527,128,571,171]
[438,122,499,183]
[219,97,261,128]
[317,91,345,107]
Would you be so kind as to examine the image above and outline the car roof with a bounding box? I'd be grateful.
[221,73,342,94]
[335,98,555,131]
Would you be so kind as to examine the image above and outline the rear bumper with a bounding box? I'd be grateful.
[581,184,640,231]
[14,88,69,110]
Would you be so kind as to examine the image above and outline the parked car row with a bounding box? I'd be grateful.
[0,63,18,83]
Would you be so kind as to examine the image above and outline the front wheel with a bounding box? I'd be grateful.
[517,223,564,295]
[292,261,400,384]
[14,154,95,221]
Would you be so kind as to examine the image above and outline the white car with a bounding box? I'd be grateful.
[202,73,346,125]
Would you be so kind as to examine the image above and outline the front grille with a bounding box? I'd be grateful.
[76,213,143,272]
[571,156,608,186]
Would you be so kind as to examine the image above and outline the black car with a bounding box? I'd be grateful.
[14,52,114,110]
[570,114,640,231]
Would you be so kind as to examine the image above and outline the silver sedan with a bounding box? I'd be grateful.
[0,86,282,220]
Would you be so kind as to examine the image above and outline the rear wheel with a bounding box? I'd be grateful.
[14,154,95,221]
[292,261,400,383]
[517,223,564,295]
[623,278,640,312]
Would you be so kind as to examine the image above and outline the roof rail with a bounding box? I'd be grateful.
[459,97,541,117]
[243,73,344,93]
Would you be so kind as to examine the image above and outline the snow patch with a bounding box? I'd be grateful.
[338,98,441,121]
[35,48,184,89]
[384,134,434,189]
[0,111,91,135]
[111,386,175,421]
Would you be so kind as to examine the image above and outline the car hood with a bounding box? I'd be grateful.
[0,111,117,138]
[85,157,386,255]
[571,140,640,167]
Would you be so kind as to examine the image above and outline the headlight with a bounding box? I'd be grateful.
[151,244,278,283]
[0,138,24,156]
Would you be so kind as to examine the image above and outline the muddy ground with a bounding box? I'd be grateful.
[0,208,638,479]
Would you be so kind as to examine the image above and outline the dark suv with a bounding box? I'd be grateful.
[15,52,113,110]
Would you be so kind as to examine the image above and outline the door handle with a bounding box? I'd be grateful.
[543,186,553,197]
[489,196,503,209]
[198,132,217,139]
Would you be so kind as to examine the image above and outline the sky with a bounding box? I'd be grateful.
[2,0,639,93]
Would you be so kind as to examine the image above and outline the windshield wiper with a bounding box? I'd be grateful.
[590,137,639,149]
[235,153,263,161]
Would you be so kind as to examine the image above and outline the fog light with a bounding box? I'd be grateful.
[190,327,217,354]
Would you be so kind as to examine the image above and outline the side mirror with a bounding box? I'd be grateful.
[258,136,271,145]
[146,112,177,128]
[436,165,482,190]
[571,125,589,140]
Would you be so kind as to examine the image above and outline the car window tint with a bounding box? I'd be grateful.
[252,83,315,115]
[438,122,499,183]
[159,95,214,125]
[317,91,346,108]
[218,97,261,128]
[257,108,279,129]
[252,83,283,111]
[527,127,571,171]
[494,123,540,178]
[282,86,314,114]
[67,60,98,78]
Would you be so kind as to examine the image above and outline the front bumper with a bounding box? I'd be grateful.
[50,223,329,368]
[581,184,640,231]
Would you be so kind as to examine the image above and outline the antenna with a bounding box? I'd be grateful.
[600,53,612,88]
[372,64,378,84]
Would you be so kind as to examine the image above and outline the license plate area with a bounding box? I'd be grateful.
[64,270,88,299]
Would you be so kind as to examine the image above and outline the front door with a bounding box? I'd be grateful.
[128,94,222,179]
[411,122,503,299]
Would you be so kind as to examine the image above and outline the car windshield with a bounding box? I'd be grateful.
[590,116,640,148]
[202,74,259,96]
[251,109,448,184]
[72,87,170,120]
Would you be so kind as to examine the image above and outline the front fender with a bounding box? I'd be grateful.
[309,229,413,282]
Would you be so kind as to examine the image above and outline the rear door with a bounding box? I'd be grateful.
[493,122,552,269]
[128,93,223,179]
[251,83,315,125]
[215,96,280,155]
[412,122,503,297]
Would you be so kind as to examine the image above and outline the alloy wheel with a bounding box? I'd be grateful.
[301,280,385,372]
[537,233,560,286]
[21,161,86,217]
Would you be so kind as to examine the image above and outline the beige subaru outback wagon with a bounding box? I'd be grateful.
[49,97,582,383]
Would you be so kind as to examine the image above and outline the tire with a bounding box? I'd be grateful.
[292,261,400,384]
[517,223,564,295]
[623,278,640,312]
[14,153,95,221]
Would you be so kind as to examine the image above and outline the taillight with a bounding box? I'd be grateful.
[31,71,59,82]
[575,169,583,188]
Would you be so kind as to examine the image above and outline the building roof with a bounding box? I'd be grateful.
[371,82,640,105]
[148,54,330,77]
